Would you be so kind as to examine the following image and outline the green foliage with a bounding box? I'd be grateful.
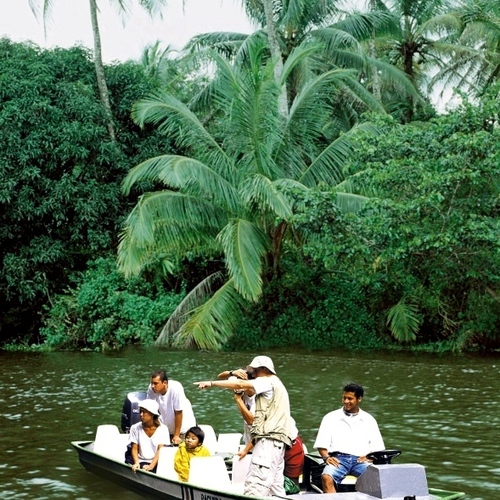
[119,36,384,350]
[227,255,383,351]
[292,88,500,351]
[0,39,176,343]
[40,257,184,350]
[452,0,500,96]
[188,0,420,122]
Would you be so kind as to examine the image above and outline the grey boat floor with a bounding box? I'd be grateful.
[286,494,435,500]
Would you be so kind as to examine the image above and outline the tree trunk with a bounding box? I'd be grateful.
[271,220,288,279]
[261,0,288,118]
[88,0,117,142]
[369,0,381,101]
[403,45,415,122]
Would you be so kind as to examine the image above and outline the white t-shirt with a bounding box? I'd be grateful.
[313,408,385,457]
[250,376,274,399]
[147,379,196,435]
[242,393,256,444]
[129,422,170,462]
[289,416,299,441]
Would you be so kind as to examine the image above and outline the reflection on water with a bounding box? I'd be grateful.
[0,348,498,499]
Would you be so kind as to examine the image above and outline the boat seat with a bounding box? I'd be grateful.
[188,455,232,489]
[231,453,252,492]
[94,424,129,462]
[156,446,179,480]
[337,474,357,492]
[216,432,243,454]
[198,424,218,455]
[303,453,358,493]
[307,474,357,494]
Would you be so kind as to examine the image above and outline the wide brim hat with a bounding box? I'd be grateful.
[139,398,160,416]
[249,355,276,374]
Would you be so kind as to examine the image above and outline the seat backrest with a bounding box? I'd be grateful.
[216,433,243,454]
[231,453,252,486]
[188,455,231,488]
[156,446,179,480]
[94,424,128,462]
[198,424,217,455]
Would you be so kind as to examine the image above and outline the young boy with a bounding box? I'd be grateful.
[174,426,211,481]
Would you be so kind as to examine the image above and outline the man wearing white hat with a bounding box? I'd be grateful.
[196,355,293,497]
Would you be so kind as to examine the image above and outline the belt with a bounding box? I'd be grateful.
[329,452,354,457]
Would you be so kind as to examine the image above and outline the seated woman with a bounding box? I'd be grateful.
[174,426,211,481]
[128,399,170,473]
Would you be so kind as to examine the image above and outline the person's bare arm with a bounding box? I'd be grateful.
[195,379,255,396]
[237,440,254,458]
[217,368,248,380]
[317,447,339,467]
[145,444,164,471]
[234,393,254,425]
[172,410,183,445]
[131,443,141,472]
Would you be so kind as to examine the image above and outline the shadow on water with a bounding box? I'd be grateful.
[0,347,498,499]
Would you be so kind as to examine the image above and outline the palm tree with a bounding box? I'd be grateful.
[450,0,500,94]
[118,38,380,350]
[139,41,175,80]
[28,0,169,141]
[184,0,417,119]
[363,0,463,121]
[259,0,289,115]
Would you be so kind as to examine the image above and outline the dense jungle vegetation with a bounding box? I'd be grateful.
[1,0,499,353]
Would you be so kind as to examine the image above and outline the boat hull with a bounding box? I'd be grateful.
[72,441,248,500]
[72,441,465,500]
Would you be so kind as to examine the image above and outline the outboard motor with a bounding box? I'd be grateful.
[121,391,147,432]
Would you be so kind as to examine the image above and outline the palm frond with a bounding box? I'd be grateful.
[299,122,381,186]
[386,298,422,342]
[122,155,240,214]
[217,219,270,301]
[117,191,226,276]
[171,277,250,350]
[136,0,169,17]
[277,68,381,178]
[156,271,226,347]
[366,56,421,98]
[334,191,370,213]
[336,73,388,112]
[131,93,235,181]
[280,41,325,83]
[419,12,462,36]
[183,31,249,58]
[336,173,380,198]
[208,44,285,180]
[312,26,362,55]
[117,226,176,278]
[333,10,398,41]
[239,174,293,219]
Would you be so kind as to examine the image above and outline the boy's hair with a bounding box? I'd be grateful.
[343,383,364,398]
[186,426,205,444]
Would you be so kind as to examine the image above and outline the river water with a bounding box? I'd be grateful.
[0,348,498,499]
